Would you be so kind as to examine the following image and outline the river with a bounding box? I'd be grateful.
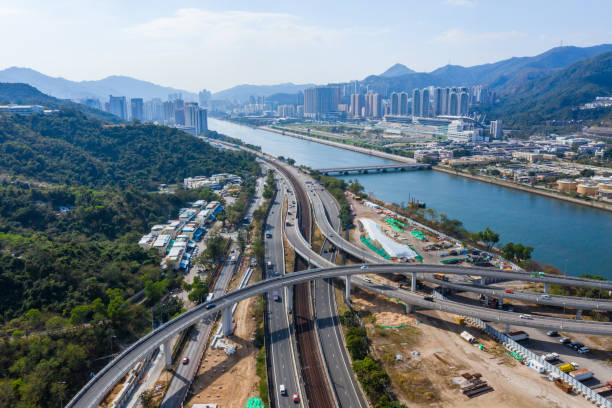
[209,118,612,279]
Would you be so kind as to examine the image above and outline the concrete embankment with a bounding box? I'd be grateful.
[434,166,612,213]
[261,126,417,164]
[257,124,612,213]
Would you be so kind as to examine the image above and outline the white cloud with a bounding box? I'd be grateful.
[433,29,526,45]
[126,9,382,50]
[0,7,23,16]
[443,0,476,7]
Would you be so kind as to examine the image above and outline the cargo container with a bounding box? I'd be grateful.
[558,363,575,373]
[569,368,593,382]
[460,331,477,344]
[507,331,529,341]
[544,352,559,362]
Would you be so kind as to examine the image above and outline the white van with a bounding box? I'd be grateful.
[280,384,287,395]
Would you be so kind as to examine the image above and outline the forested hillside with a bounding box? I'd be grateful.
[0,110,258,188]
[0,99,258,407]
[485,51,612,128]
[0,82,118,122]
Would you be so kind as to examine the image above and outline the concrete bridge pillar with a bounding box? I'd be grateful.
[411,272,417,292]
[505,324,510,335]
[498,296,504,309]
[480,277,487,286]
[405,303,413,314]
[222,306,234,337]
[544,282,549,294]
[576,309,583,320]
[286,285,293,313]
[345,275,351,304]
[162,339,173,369]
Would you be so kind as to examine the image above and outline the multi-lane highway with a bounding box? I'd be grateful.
[65,263,612,408]
[312,196,367,408]
[264,176,303,408]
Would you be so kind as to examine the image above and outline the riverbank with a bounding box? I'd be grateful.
[265,125,612,213]
[434,166,612,213]
[260,125,417,164]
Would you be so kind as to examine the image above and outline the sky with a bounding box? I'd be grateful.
[1,0,611,93]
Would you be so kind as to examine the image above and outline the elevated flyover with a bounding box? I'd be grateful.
[66,263,612,408]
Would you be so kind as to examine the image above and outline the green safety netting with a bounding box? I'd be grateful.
[409,230,426,240]
[361,236,391,259]
[507,351,524,360]
[408,245,423,263]
[246,397,265,408]
[385,217,407,231]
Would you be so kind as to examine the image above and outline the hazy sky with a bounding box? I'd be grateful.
[1,0,611,92]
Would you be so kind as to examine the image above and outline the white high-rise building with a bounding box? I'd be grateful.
[490,120,503,139]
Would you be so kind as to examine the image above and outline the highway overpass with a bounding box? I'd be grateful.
[66,263,612,408]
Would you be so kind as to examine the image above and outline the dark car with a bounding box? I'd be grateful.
[546,330,559,337]
[206,303,216,310]
[423,296,434,302]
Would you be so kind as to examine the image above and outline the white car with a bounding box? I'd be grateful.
[519,314,533,319]
[360,265,368,270]
[540,294,551,299]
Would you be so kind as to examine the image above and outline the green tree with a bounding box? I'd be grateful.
[70,305,92,325]
[580,168,595,177]
[106,289,130,328]
[347,179,364,195]
[345,327,368,360]
[477,227,500,251]
[184,275,210,304]
[502,242,534,262]
[204,233,228,264]
[144,279,168,306]
[237,229,248,253]
[25,309,42,327]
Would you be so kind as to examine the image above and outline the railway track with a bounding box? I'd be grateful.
[275,163,335,408]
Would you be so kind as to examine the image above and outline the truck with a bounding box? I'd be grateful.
[558,363,575,373]
[229,255,237,264]
[543,352,559,362]
[507,331,529,342]
[433,273,449,281]
[554,379,573,393]
[569,368,594,382]
[460,331,477,344]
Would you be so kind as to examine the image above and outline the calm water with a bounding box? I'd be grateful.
[209,118,612,279]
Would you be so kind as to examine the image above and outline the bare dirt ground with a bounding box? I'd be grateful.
[348,196,471,266]
[185,279,259,407]
[350,288,593,408]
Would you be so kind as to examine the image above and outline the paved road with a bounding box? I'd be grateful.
[65,263,612,408]
[264,175,303,408]
[422,276,612,311]
[160,242,239,408]
[303,173,367,408]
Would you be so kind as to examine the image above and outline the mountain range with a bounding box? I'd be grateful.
[0,67,197,102]
[210,82,315,102]
[0,82,118,121]
[487,51,612,127]
[361,44,612,96]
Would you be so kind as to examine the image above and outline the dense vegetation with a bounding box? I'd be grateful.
[0,82,117,122]
[485,51,612,130]
[339,310,406,408]
[0,106,258,407]
[0,110,258,189]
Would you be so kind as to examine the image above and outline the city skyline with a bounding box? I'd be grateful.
[1,0,611,92]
